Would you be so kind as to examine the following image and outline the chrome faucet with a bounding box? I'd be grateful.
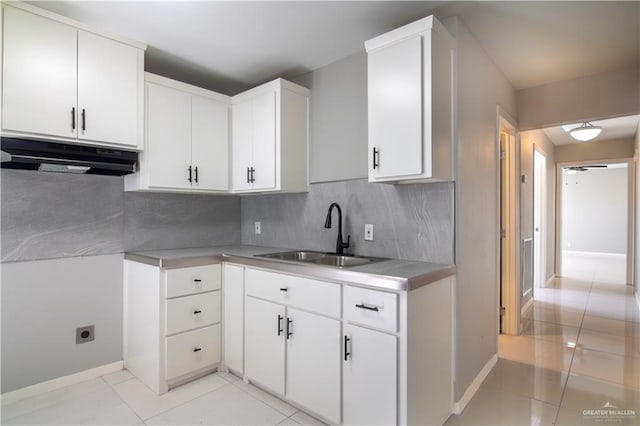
[324,202,350,255]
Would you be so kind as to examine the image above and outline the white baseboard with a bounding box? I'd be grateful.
[562,251,625,259]
[453,354,498,415]
[1,361,123,405]
[521,297,534,316]
[544,274,556,287]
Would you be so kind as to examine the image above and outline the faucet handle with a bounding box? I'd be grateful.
[342,235,351,249]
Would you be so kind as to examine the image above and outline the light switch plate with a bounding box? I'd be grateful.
[254,221,261,235]
[364,224,374,241]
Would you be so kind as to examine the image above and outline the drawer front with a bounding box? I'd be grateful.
[165,291,221,336]
[344,286,398,332]
[165,264,221,298]
[245,268,340,318]
[165,324,220,380]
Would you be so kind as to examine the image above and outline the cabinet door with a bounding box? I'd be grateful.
[286,308,341,424]
[223,264,244,374]
[251,90,277,190]
[368,35,423,180]
[244,297,285,395]
[2,7,77,139]
[191,95,229,191]
[146,83,192,189]
[77,31,140,147]
[343,323,397,425]
[231,99,253,191]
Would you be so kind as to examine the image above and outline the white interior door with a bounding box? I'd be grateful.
[286,308,341,424]
[77,31,139,147]
[534,150,546,288]
[191,95,229,191]
[2,7,78,139]
[146,83,192,189]
[244,297,285,395]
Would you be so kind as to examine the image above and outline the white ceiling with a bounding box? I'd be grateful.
[542,115,640,146]
[25,1,640,95]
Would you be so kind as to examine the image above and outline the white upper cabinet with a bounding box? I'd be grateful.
[1,4,145,149]
[231,79,309,194]
[125,73,230,193]
[365,15,455,183]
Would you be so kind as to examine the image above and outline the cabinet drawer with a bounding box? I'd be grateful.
[344,286,397,332]
[165,264,221,298]
[165,291,220,336]
[165,324,220,380]
[245,268,340,318]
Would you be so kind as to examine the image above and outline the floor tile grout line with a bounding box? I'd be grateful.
[230,379,300,418]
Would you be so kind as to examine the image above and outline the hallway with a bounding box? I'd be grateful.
[447,260,640,425]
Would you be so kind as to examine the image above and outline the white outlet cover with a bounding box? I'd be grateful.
[254,221,261,234]
[364,224,374,241]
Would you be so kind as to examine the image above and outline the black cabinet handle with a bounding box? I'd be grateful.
[193,347,202,352]
[277,314,283,336]
[81,109,86,131]
[71,107,76,131]
[193,278,202,283]
[188,166,193,183]
[247,167,251,184]
[250,167,256,183]
[344,335,351,361]
[194,166,199,183]
[355,303,379,312]
[279,287,288,292]
[193,310,202,314]
[286,317,293,339]
[373,147,380,170]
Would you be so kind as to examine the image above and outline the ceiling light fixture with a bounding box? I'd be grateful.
[569,122,602,142]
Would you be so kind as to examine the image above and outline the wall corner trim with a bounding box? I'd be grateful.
[545,274,556,288]
[452,354,498,415]
[1,361,124,405]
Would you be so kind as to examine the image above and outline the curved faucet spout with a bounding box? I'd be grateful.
[324,203,350,255]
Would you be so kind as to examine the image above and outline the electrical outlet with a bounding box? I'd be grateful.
[254,221,261,235]
[76,325,95,344]
[364,224,374,241]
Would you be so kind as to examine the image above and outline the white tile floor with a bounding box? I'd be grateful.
[447,253,640,426]
[1,370,325,425]
[3,252,638,426]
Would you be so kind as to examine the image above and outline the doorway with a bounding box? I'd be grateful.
[558,161,631,284]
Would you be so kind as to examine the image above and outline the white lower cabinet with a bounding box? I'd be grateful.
[219,263,454,425]
[343,323,397,425]
[124,261,222,394]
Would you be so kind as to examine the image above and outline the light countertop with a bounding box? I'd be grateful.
[125,245,455,291]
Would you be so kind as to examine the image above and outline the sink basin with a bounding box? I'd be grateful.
[256,250,388,268]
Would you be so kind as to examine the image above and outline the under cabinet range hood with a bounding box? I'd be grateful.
[0,138,138,175]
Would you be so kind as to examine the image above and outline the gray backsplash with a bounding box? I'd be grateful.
[241,178,455,264]
[1,170,241,262]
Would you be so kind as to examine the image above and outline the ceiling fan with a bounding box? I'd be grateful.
[564,165,607,174]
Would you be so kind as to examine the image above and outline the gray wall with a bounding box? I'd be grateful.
[290,52,368,183]
[241,179,454,264]
[1,254,124,393]
[1,169,240,392]
[562,167,628,254]
[445,17,518,401]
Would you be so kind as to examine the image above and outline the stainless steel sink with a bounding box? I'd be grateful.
[256,250,388,268]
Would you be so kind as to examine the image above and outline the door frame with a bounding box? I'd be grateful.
[555,158,635,285]
[497,106,520,335]
[533,148,547,288]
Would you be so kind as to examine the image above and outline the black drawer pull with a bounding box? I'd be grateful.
[279,287,288,292]
[355,303,379,312]
[193,310,202,314]
[193,279,202,283]
[344,335,351,361]
[193,347,202,352]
